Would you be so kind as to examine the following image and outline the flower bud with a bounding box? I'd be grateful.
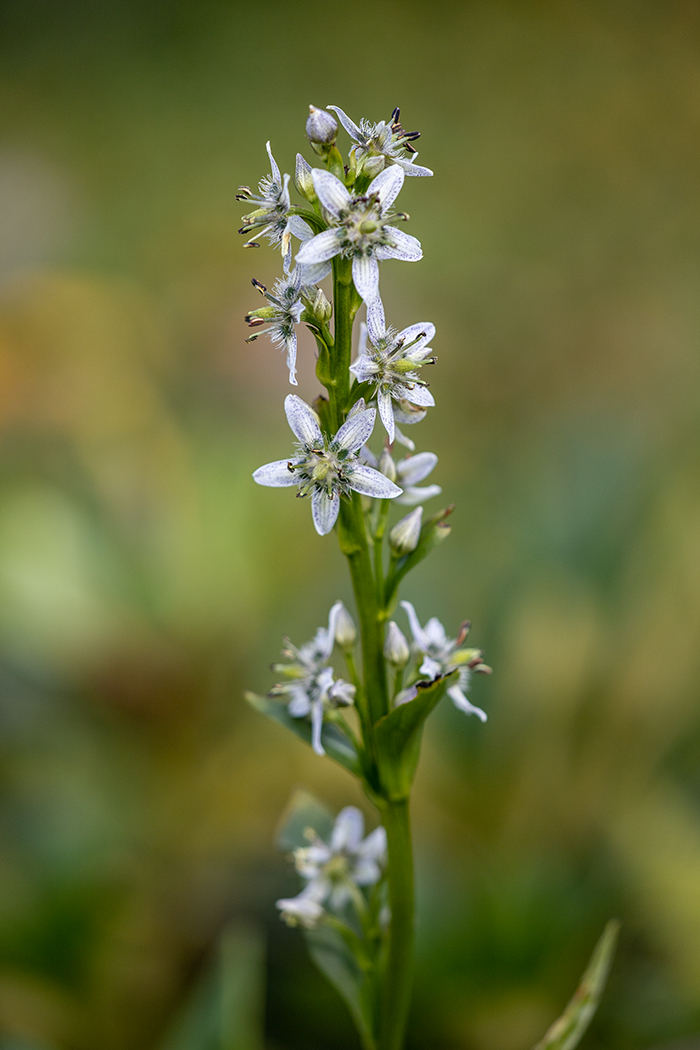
[389,507,423,556]
[295,153,316,202]
[378,448,397,483]
[384,621,410,668]
[333,602,356,648]
[360,154,385,179]
[306,105,338,146]
[312,287,332,324]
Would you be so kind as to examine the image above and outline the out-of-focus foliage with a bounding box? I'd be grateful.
[0,1,698,1048]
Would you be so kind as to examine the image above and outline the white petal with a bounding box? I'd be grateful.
[366,295,386,338]
[296,229,344,266]
[334,407,376,452]
[266,141,281,184]
[352,255,379,304]
[393,425,415,451]
[253,460,298,487]
[377,228,423,262]
[360,445,378,468]
[346,397,367,418]
[297,259,332,285]
[285,330,298,386]
[288,692,311,717]
[400,600,429,650]
[397,157,433,177]
[348,465,402,499]
[284,395,323,445]
[398,383,435,408]
[323,601,344,660]
[357,825,387,865]
[378,388,395,442]
[419,656,443,678]
[310,699,326,754]
[331,806,364,852]
[447,684,487,722]
[353,859,381,885]
[349,353,374,382]
[327,105,362,141]
[286,214,314,241]
[397,321,435,353]
[311,169,351,217]
[397,452,438,486]
[311,489,340,535]
[397,484,442,506]
[368,164,405,211]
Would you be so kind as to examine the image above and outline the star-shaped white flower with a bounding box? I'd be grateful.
[270,602,355,755]
[276,806,387,927]
[351,313,436,442]
[295,166,421,310]
[238,142,313,272]
[328,105,433,178]
[400,600,491,721]
[245,269,305,385]
[253,395,402,535]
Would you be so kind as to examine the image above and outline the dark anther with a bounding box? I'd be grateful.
[404,131,421,141]
[246,317,265,327]
[405,142,417,154]
[243,241,261,248]
[391,107,401,124]
[252,278,267,294]
[287,462,295,473]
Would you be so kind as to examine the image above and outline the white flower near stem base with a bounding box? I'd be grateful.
[270,601,355,755]
[400,600,492,721]
[253,395,402,536]
[295,165,421,310]
[276,806,387,927]
[328,105,433,178]
[237,143,313,272]
[351,314,436,442]
[245,270,305,385]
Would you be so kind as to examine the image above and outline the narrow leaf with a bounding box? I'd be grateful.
[305,924,375,1050]
[532,920,620,1050]
[374,672,457,799]
[245,692,361,775]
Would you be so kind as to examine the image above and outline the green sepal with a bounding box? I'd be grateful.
[314,337,333,392]
[304,924,376,1050]
[312,394,334,436]
[532,920,620,1050]
[325,145,346,183]
[374,672,457,800]
[245,692,361,776]
[384,506,454,609]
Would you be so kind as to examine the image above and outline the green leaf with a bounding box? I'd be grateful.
[159,923,265,1050]
[275,788,334,852]
[374,672,457,800]
[532,919,620,1050]
[245,692,361,776]
[305,924,376,1050]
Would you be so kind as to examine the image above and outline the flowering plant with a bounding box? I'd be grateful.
[242,105,617,1050]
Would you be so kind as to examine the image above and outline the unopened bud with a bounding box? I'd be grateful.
[361,154,386,179]
[389,507,423,556]
[334,602,356,648]
[306,105,338,146]
[378,448,397,483]
[384,621,410,668]
[295,153,316,202]
[312,287,332,324]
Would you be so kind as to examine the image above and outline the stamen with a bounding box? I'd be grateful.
[252,278,267,294]
[455,621,471,647]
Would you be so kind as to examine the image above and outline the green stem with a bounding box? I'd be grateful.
[332,255,354,425]
[378,799,415,1050]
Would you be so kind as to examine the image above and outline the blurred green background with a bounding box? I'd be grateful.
[0,0,698,1047]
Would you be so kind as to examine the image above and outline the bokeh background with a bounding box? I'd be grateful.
[0,0,699,1047]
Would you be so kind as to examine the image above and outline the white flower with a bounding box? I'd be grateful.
[237,142,313,272]
[328,105,433,178]
[350,312,436,442]
[270,602,355,755]
[389,506,423,556]
[253,395,402,536]
[276,806,387,927]
[245,270,305,385]
[295,166,422,308]
[363,448,442,506]
[400,600,492,721]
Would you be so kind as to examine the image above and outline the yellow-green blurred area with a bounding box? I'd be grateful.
[0,0,699,1047]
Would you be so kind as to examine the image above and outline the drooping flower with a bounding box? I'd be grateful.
[245,269,305,385]
[276,806,387,927]
[400,600,492,721]
[328,105,433,178]
[253,395,402,536]
[237,142,313,271]
[270,601,355,756]
[295,166,421,309]
[363,447,442,506]
[350,314,436,442]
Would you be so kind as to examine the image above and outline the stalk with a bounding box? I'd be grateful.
[378,799,415,1050]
